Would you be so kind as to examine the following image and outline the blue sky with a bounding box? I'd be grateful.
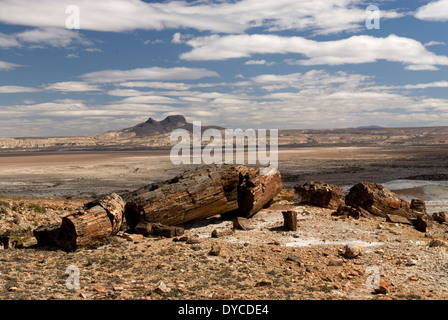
[0,0,447,137]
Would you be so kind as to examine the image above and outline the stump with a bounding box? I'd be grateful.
[282,210,298,231]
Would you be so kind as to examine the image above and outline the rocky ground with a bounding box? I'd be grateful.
[1,195,448,300]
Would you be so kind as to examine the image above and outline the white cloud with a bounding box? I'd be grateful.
[0,32,20,48]
[244,60,275,66]
[424,41,446,47]
[66,53,80,59]
[0,60,22,71]
[80,67,219,83]
[415,0,448,21]
[15,27,91,47]
[181,34,448,70]
[44,81,102,92]
[0,0,404,35]
[0,86,41,93]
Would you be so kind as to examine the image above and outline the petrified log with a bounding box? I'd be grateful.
[295,181,343,210]
[237,166,283,218]
[282,210,298,231]
[345,182,412,218]
[124,164,240,228]
[33,193,125,251]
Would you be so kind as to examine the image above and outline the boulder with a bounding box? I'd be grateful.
[294,181,344,209]
[410,199,426,215]
[345,182,412,218]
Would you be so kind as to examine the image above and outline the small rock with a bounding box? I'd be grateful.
[93,286,106,292]
[373,279,391,294]
[113,286,124,291]
[385,214,411,225]
[8,286,18,292]
[209,244,221,256]
[412,216,429,232]
[433,212,448,224]
[286,255,302,266]
[153,281,171,294]
[186,238,201,244]
[343,244,363,259]
[428,239,448,248]
[151,223,184,238]
[328,259,344,266]
[211,228,234,238]
[232,217,255,231]
[255,280,273,287]
[122,233,143,242]
[405,259,417,266]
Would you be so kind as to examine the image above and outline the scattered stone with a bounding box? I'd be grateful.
[282,210,298,231]
[255,280,273,287]
[405,259,417,266]
[332,204,361,219]
[93,286,107,292]
[328,259,344,266]
[134,221,153,236]
[153,281,171,294]
[186,238,201,244]
[411,216,429,232]
[113,286,124,291]
[122,233,143,242]
[211,228,234,238]
[428,239,448,248]
[410,199,426,215]
[232,217,255,230]
[209,244,221,256]
[345,182,412,218]
[342,244,363,259]
[373,279,391,294]
[294,181,344,209]
[286,255,303,266]
[433,212,448,224]
[386,214,411,225]
[151,223,184,238]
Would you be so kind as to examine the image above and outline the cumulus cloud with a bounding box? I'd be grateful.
[80,67,219,83]
[0,0,403,35]
[415,0,448,21]
[180,34,448,70]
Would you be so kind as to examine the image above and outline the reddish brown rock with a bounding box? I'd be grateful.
[294,181,343,209]
[237,166,283,218]
[345,182,412,218]
[410,199,426,215]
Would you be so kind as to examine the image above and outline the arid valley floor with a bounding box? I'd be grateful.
[1,142,448,300]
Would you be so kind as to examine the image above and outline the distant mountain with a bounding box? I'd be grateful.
[119,115,224,137]
[355,125,384,129]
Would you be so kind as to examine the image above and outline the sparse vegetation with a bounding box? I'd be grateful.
[27,203,45,213]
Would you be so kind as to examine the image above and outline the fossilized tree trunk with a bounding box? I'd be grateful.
[124,164,240,228]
